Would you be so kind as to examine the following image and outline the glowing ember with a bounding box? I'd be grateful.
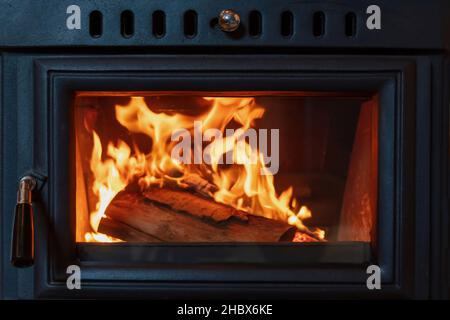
[83,96,324,242]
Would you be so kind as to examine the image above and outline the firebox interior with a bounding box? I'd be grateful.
[74,91,378,245]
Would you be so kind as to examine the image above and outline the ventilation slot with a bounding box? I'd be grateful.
[121,10,134,38]
[281,11,293,37]
[249,10,262,37]
[184,10,197,38]
[89,10,103,38]
[152,10,166,38]
[313,11,325,37]
[345,12,356,37]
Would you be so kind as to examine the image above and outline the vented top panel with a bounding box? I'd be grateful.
[0,0,449,50]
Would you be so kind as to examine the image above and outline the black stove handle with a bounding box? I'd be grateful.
[11,176,36,268]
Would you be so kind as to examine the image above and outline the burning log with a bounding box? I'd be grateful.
[180,173,218,197]
[142,187,247,222]
[98,217,162,242]
[162,172,218,197]
[99,189,298,242]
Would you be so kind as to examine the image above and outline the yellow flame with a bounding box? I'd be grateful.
[84,232,122,243]
[85,96,324,241]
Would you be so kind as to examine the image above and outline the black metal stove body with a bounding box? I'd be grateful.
[0,0,449,299]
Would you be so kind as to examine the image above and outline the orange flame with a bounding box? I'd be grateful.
[84,96,324,242]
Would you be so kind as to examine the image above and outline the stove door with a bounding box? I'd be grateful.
[1,54,435,299]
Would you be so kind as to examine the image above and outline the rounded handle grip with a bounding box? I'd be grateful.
[11,176,36,268]
[11,203,34,267]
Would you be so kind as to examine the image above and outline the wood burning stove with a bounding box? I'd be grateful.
[0,0,448,299]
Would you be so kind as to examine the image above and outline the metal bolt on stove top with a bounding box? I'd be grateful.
[219,9,241,32]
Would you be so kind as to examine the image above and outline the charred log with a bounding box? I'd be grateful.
[142,187,247,222]
[99,189,297,242]
[98,217,162,242]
